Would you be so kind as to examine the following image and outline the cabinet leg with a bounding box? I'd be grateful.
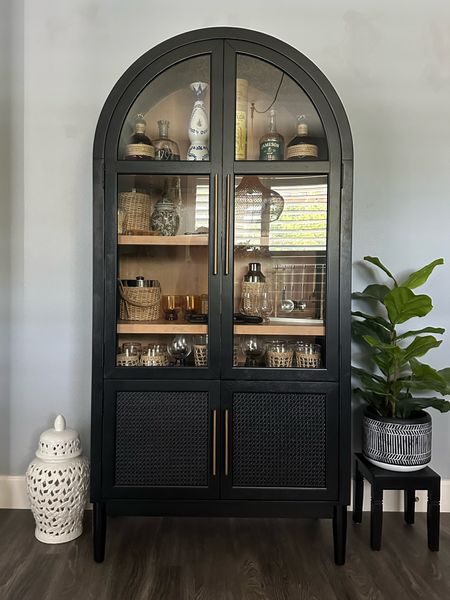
[370,486,383,551]
[404,489,415,525]
[353,460,364,523]
[333,505,347,566]
[93,502,106,562]
[427,483,440,551]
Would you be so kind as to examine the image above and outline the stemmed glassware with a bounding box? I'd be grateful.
[167,335,192,366]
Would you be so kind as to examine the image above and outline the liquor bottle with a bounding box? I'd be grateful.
[286,116,319,160]
[259,109,284,161]
[125,114,155,160]
[153,120,180,160]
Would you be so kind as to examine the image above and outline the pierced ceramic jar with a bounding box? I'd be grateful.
[26,415,89,544]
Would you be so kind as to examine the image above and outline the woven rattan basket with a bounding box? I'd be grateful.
[266,349,294,368]
[118,282,161,321]
[119,190,152,234]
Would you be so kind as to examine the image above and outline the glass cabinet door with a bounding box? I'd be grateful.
[114,174,212,371]
[118,55,211,161]
[222,47,339,377]
[234,54,328,162]
[232,175,327,370]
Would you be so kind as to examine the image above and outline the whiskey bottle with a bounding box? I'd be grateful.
[286,117,319,160]
[153,120,180,161]
[125,114,155,160]
[259,109,284,161]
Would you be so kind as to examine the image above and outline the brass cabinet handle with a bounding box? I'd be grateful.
[213,174,219,275]
[225,174,231,276]
[212,409,217,476]
[224,409,229,476]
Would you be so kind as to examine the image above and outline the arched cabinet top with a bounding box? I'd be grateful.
[93,27,353,162]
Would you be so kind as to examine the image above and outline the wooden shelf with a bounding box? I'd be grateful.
[117,319,207,334]
[234,323,325,336]
[118,235,208,246]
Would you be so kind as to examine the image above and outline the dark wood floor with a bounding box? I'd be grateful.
[0,510,448,600]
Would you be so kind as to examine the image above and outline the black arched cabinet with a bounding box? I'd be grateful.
[92,28,353,565]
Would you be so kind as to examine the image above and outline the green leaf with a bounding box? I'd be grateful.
[352,284,391,303]
[398,360,449,394]
[373,353,393,376]
[352,366,385,383]
[396,396,450,416]
[352,311,394,331]
[353,388,386,415]
[364,256,398,285]
[438,368,450,384]
[402,336,442,363]
[352,367,387,394]
[402,258,444,289]
[352,319,391,344]
[396,327,445,340]
[384,287,432,324]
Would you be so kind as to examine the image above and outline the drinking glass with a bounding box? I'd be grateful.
[259,291,273,323]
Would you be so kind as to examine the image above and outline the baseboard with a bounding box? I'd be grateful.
[1,476,449,511]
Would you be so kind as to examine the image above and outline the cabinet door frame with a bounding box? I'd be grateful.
[220,380,339,501]
[102,379,221,500]
[220,40,342,382]
[101,39,225,380]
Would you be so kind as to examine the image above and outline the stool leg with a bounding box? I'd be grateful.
[353,460,364,524]
[427,482,440,551]
[370,486,383,551]
[404,489,415,525]
[333,504,347,566]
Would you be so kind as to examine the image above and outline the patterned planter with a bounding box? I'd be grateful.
[362,409,432,472]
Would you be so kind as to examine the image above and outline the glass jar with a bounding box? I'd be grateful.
[265,340,294,368]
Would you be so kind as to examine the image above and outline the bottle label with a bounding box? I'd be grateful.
[155,146,180,161]
[259,140,283,161]
[235,110,247,159]
[287,143,318,159]
[125,143,155,158]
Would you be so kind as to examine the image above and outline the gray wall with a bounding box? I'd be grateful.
[2,0,450,476]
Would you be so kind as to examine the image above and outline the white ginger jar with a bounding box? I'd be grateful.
[187,81,209,160]
[26,415,89,544]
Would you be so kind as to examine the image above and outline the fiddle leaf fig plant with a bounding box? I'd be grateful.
[352,257,450,419]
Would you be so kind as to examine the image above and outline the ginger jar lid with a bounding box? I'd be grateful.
[36,415,82,460]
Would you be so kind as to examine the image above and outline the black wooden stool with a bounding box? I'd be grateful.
[352,453,440,551]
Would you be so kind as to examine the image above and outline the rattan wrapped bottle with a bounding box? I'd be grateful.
[26,415,89,544]
[125,114,155,160]
[241,263,266,316]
